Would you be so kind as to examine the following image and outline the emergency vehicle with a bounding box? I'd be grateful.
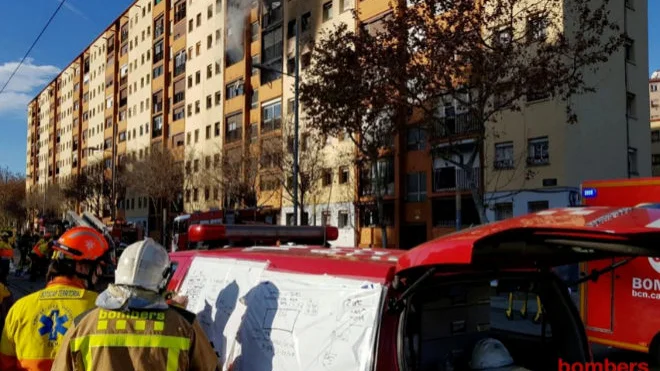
[580,177,660,364]
[171,209,275,252]
[187,224,339,249]
[167,206,660,371]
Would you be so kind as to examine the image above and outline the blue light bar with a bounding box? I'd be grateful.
[582,188,597,198]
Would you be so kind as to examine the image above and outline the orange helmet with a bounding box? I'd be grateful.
[53,226,109,261]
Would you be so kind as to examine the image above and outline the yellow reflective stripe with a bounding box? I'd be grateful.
[71,334,191,371]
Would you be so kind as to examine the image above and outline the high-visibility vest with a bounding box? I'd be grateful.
[31,240,50,259]
[0,241,13,259]
[0,277,97,371]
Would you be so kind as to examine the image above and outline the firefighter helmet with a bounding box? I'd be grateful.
[114,238,171,292]
[469,338,525,370]
[52,226,109,261]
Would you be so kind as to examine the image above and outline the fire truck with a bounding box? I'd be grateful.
[108,220,143,256]
[171,209,276,252]
[580,177,660,364]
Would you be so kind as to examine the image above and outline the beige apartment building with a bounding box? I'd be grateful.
[25,0,649,248]
[650,71,660,175]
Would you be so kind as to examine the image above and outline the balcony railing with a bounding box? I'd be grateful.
[174,64,186,77]
[434,112,480,138]
[433,167,480,192]
[359,179,395,198]
[261,118,282,133]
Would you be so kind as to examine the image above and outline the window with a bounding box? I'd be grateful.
[302,12,311,32]
[338,211,349,228]
[251,22,259,42]
[495,27,512,46]
[527,137,549,165]
[626,92,636,117]
[196,42,201,56]
[195,70,201,84]
[323,1,333,22]
[287,20,296,39]
[196,13,202,26]
[188,75,193,88]
[195,100,200,113]
[651,84,658,92]
[215,91,222,106]
[175,0,186,23]
[406,172,427,202]
[206,95,212,109]
[207,34,213,49]
[625,37,635,62]
[339,167,349,184]
[628,147,638,175]
[152,115,163,137]
[226,80,244,99]
[261,100,282,132]
[494,142,514,169]
[652,130,660,143]
[526,79,550,102]
[214,122,221,137]
[528,201,549,213]
[194,129,199,143]
[250,90,259,110]
[205,125,211,140]
[527,15,547,42]
[174,50,186,77]
[322,169,333,187]
[173,107,185,121]
[225,113,242,143]
[154,16,164,38]
[207,4,213,19]
[251,55,260,75]
[653,154,660,166]
[207,64,213,79]
[406,127,426,151]
[153,40,164,63]
[494,202,513,221]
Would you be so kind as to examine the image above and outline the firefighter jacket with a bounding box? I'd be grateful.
[51,306,221,371]
[0,277,97,371]
[0,240,13,259]
[0,283,13,335]
[31,239,51,259]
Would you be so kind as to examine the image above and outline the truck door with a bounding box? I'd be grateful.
[583,258,615,333]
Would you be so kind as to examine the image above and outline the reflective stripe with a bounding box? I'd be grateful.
[71,334,191,371]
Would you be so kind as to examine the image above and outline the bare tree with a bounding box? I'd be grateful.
[120,147,184,244]
[0,168,26,228]
[300,0,624,243]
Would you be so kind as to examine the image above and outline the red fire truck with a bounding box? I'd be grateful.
[166,206,660,370]
[580,177,660,364]
[171,209,276,252]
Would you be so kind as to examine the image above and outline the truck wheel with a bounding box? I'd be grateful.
[649,335,660,367]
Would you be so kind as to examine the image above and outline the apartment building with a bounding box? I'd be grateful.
[26,0,648,248]
[650,71,660,175]
[484,0,651,221]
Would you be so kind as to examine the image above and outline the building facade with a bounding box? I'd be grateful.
[25,0,649,249]
[650,71,660,176]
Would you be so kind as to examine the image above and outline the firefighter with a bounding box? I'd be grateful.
[0,226,110,371]
[0,232,13,284]
[52,238,220,371]
[29,232,53,282]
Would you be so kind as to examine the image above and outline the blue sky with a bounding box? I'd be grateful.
[0,0,659,175]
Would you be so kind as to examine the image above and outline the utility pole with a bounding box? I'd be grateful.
[292,18,301,226]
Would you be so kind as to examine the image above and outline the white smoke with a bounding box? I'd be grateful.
[226,0,263,63]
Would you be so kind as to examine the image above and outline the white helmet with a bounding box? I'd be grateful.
[470,338,519,370]
[115,238,171,292]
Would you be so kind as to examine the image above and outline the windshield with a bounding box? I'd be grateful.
[174,219,189,234]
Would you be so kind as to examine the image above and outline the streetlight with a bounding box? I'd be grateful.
[252,18,301,226]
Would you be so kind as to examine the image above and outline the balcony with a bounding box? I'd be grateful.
[261,118,281,134]
[433,112,480,138]
[174,64,186,77]
[493,159,514,169]
[432,167,480,192]
[359,179,395,198]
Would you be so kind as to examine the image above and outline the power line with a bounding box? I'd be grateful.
[0,0,67,97]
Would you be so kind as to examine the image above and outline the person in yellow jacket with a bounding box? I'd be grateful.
[52,238,220,371]
[29,233,53,282]
[0,226,110,371]
[0,233,13,284]
[0,282,14,335]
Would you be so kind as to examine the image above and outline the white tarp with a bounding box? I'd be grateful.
[178,256,385,371]
[177,257,268,366]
